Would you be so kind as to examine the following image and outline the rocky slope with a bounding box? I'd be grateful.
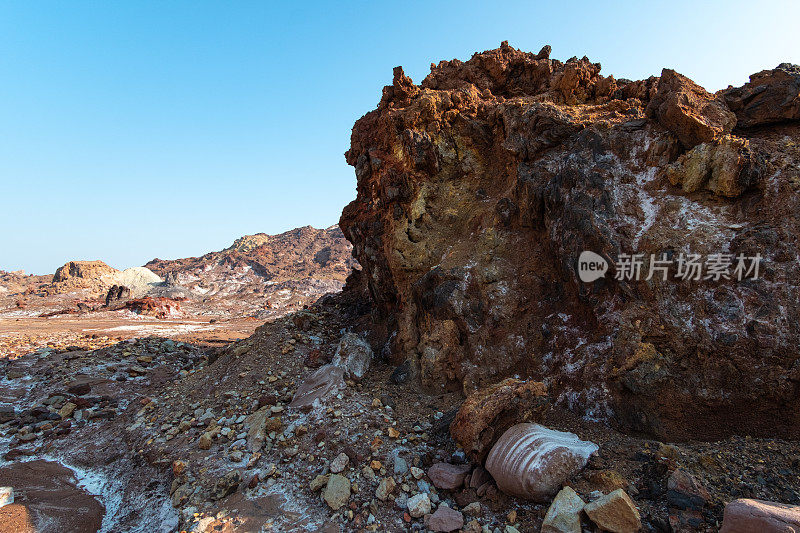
[145,226,355,293]
[143,226,356,315]
[4,277,800,533]
[340,42,800,441]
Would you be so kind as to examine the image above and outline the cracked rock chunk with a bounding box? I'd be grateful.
[288,364,345,410]
[542,486,586,533]
[584,489,642,533]
[331,332,372,380]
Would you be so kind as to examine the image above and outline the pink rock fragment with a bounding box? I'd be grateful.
[427,462,472,490]
[288,364,345,410]
[720,498,800,533]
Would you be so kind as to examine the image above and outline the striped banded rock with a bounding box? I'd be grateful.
[485,423,598,501]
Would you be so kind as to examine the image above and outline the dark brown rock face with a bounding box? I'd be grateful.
[646,68,736,148]
[104,284,131,306]
[339,43,800,440]
[723,64,800,128]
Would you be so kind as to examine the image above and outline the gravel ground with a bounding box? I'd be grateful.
[2,290,800,532]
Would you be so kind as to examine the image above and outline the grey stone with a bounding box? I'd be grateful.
[407,492,431,518]
[323,474,351,510]
[331,333,372,380]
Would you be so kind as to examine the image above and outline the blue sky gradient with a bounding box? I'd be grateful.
[1,1,797,274]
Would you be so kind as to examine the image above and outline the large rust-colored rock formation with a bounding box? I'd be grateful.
[339,43,800,440]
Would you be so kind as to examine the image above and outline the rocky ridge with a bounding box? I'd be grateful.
[145,225,356,297]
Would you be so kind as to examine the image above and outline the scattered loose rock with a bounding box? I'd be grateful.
[427,462,472,490]
[583,489,642,533]
[406,492,431,518]
[542,486,585,533]
[210,470,241,501]
[329,452,349,474]
[375,477,396,501]
[428,504,464,532]
[323,474,351,510]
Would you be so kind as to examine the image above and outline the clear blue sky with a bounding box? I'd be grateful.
[1,1,797,274]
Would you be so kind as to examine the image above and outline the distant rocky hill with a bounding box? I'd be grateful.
[0,270,49,295]
[46,261,163,297]
[1,225,358,319]
[144,225,356,301]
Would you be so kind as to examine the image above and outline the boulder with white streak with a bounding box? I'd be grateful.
[485,423,598,501]
[289,364,345,410]
[331,332,372,380]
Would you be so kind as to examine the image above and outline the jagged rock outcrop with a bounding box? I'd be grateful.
[49,261,161,297]
[723,63,800,128]
[340,42,800,440]
[52,260,117,284]
[646,68,736,148]
[104,284,131,306]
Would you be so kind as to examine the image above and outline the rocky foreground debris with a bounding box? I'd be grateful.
[2,274,800,532]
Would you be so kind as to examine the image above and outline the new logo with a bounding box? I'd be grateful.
[577,251,608,282]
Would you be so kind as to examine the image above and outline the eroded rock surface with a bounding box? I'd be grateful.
[450,378,548,462]
[723,63,800,128]
[339,42,800,440]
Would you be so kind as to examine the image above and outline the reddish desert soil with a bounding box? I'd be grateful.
[0,460,105,533]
